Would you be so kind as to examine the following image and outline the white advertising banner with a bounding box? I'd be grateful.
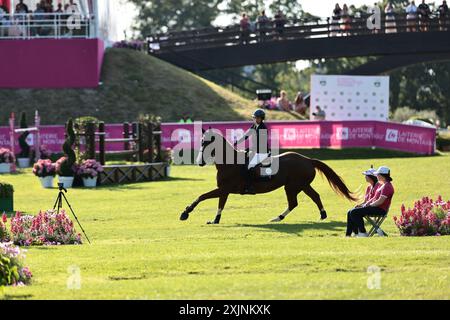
[310,75,390,121]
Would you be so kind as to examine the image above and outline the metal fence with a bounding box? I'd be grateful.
[0,12,95,39]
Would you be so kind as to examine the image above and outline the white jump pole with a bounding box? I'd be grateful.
[35,110,41,161]
[9,112,17,173]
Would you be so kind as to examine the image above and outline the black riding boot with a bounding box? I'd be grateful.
[244,167,256,195]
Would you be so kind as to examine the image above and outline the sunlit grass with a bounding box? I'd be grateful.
[1,153,450,299]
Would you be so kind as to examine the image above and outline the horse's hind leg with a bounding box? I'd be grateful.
[270,187,301,222]
[303,185,327,220]
[207,193,229,225]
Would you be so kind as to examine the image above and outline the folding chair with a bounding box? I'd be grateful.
[364,211,388,237]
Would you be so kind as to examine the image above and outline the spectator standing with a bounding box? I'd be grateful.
[341,4,351,35]
[406,1,418,32]
[418,0,431,31]
[257,10,270,42]
[438,0,449,30]
[385,2,397,33]
[240,13,250,44]
[312,106,326,120]
[0,5,8,37]
[277,91,291,111]
[274,10,285,39]
[33,2,46,36]
[331,3,342,36]
[15,0,29,13]
[294,92,308,115]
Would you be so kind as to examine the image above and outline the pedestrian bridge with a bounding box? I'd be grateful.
[147,14,450,73]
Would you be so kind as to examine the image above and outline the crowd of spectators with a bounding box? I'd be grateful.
[259,90,309,116]
[236,1,449,42]
[331,1,448,33]
[0,0,82,38]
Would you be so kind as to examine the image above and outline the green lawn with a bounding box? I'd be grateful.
[1,153,450,300]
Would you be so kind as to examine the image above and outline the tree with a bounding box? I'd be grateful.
[130,0,222,35]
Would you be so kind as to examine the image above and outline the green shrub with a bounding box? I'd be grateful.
[436,135,450,151]
[0,182,13,198]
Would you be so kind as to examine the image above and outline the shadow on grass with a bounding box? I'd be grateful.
[229,221,347,235]
[282,148,439,160]
[2,294,34,300]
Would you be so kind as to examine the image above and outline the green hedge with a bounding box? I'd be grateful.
[0,182,14,198]
[436,135,450,151]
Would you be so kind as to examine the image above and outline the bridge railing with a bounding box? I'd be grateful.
[0,12,96,40]
[147,13,450,53]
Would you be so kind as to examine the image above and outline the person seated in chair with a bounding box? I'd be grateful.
[346,168,380,237]
[346,166,394,237]
[234,109,270,194]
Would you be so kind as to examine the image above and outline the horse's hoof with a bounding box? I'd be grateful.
[270,215,284,223]
[180,212,189,221]
[320,211,328,220]
[207,221,218,225]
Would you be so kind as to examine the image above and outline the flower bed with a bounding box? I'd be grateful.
[394,196,450,236]
[2,211,82,246]
[0,242,32,286]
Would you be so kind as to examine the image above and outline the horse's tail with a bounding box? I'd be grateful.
[311,159,359,202]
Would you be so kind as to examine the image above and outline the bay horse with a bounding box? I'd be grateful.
[180,129,358,224]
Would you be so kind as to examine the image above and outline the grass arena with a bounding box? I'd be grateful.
[1,150,449,300]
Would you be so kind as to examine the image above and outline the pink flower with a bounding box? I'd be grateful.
[2,212,7,223]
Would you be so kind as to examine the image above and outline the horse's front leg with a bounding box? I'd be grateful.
[207,193,229,225]
[180,188,222,221]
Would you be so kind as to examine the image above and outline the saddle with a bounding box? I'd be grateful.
[252,156,274,179]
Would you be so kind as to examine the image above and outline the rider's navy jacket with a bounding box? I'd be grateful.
[237,122,270,154]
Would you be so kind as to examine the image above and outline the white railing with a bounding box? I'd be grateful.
[0,12,96,40]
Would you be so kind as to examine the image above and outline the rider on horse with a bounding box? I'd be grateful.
[234,109,270,194]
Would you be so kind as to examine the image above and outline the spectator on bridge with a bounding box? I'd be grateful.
[341,4,351,35]
[312,106,326,120]
[240,13,250,44]
[418,0,431,31]
[331,3,342,36]
[406,1,418,32]
[385,2,397,33]
[439,0,449,30]
[257,10,270,42]
[15,0,29,13]
[294,92,308,115]
[274,10,286,39]
[277,91,292,111]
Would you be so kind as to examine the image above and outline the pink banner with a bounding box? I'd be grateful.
[161,120,436,155]
[0,124,126,154]
[0,121,436,156]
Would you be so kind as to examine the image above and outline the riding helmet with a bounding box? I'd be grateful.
[253,109,266,120]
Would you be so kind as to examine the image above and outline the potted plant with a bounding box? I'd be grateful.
[33,159,56,188]
[77,159,104,188]
[17,112,31,168]
[0,182,14,213]
[56,119,77,188]
[0,148,15,174]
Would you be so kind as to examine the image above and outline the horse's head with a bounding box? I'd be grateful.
[196,128,222,167]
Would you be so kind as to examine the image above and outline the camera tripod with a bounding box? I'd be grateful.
[53,183,91,244]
